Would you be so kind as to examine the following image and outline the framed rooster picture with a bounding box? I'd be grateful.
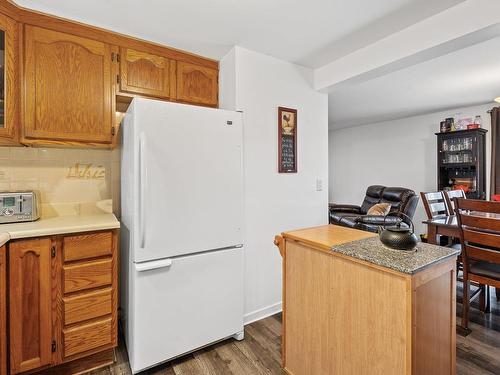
[278,107,297,173]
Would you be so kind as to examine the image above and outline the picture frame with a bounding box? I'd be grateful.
[278,107,297,173]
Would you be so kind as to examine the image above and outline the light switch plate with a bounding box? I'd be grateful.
[316,178,323,191]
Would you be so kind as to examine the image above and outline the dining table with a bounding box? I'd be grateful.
[423,215,461,245]
[423,213,500,300]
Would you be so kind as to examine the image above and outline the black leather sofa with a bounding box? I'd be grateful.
[329,185,419,233]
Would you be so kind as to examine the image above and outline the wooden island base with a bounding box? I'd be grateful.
[275,225,457,375]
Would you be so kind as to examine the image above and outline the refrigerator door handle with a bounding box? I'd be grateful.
[135,258,172,272]
[139,132,147,249]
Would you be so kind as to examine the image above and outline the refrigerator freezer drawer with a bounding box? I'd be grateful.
[128,247,244,373]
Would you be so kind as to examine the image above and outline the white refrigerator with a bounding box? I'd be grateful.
[120,98,244,374]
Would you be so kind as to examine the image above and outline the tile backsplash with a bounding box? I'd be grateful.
[0,147,120,216]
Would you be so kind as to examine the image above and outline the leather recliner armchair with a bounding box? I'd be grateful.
[329,185,419,233]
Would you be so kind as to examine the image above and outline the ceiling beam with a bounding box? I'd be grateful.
[314,0,500,92]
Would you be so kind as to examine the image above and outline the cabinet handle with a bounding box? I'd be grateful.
[139,133,147,249]
[51,246,56,258]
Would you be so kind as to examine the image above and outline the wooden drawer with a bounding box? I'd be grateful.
[63,288,112,325]
[63,232,113,262]
[63,259,112,294]
[63,318,112,358]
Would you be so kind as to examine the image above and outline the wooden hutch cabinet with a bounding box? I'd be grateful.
[437,129,487,199]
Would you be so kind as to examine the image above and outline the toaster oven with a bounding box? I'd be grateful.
[0,191,41,224]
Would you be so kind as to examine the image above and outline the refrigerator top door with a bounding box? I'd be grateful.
[131,99,243,263]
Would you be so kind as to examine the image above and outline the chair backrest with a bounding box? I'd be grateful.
[360,185,385,214]
[455,198,500,268]
[444,189,466,215]
[420,191,449,219]
[380,187,416,213]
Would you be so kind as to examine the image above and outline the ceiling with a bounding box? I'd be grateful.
[328,34,500,129]
[16,0,495,129]
[13,0,462,68]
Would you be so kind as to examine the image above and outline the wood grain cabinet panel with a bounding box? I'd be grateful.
[63,259,112,294]
[0,245,6,375]
[9,238,53,374]
[63,288,112,325]
[176,61,218,106]
[120,47,172,99]
[63,318,112,358]
[0,13,19,144]
[23,25,114,144]
[63,231,113,262]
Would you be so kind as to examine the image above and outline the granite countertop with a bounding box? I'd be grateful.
[332,236,461,274]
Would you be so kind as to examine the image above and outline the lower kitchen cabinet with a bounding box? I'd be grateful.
[9,238,53,374]
[0,245,6,375]
[6,229,118,374]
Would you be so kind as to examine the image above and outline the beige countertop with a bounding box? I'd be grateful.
[0,232,10,247]
[1,213,120,239]
[0,201,120,241]
[282,224,376,252]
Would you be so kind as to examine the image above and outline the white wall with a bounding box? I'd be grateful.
[329,103,494,235]
[220,46,329,323]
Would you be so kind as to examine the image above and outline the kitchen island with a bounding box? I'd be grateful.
[274,225,460,375]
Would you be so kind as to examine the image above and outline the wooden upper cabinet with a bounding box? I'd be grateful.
[119,47,173,99]
[9,238,53,374]
[23,26,114,144]
[0,13,19,144]
[176,61,218,107]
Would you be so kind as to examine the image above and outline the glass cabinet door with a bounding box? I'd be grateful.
[0,14,17,142]
[440,136,474,164]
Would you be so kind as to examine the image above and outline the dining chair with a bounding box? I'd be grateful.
[420,191,450,219]
[445,189,466,215]
[455,198,500,331]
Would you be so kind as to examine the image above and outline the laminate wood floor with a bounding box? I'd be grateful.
[91,286,500,375]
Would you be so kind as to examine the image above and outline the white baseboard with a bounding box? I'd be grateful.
[244,301,282,325]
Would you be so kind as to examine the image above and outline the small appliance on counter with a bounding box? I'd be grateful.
[0,190,41,223]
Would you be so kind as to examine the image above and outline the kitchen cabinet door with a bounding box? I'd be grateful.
[24,26,114,144]
[0,13,19,144]
[0,245,6,375]
[9,238,53,374]
[176,61,218,107]
[119,47,173,99]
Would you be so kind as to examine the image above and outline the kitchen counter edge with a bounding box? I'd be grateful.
[0,213,120,241]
